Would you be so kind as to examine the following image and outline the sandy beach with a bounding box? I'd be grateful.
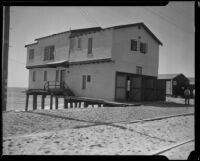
[3,99,194,159]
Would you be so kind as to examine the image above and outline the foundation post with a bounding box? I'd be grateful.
[25,93,29,111]
[41,95,45,110]
[33,94,37,110]
[50,94,53,110]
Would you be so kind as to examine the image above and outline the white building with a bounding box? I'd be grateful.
[25,22,163,102]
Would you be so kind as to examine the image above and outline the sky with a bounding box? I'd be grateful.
[7,2,195,87]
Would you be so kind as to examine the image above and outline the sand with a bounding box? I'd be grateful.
[3,101,194,159]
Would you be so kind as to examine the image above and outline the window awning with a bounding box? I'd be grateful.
[26,60,69,69]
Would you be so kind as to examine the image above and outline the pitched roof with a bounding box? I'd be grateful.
[34,27,102,41]
[158,73,183,80]
[25,22,163,47]
[24,42,38,47]
[106,22,163,46]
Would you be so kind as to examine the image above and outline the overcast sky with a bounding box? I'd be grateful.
[7,2,195,87]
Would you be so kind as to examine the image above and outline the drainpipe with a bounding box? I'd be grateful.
[2,6,10,111]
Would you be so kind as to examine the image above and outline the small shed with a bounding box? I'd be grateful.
[158,73,189,98]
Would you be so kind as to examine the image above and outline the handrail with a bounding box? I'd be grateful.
[43,81,68,91]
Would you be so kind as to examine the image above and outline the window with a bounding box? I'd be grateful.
[78,37,82,49]
[82,75,86,89]
[87,75,91,82]
[140,42,148,54]
[56,70,59,81]
[29,49,34,60]
[32,71,36,82]
[44,71,47,81]
[88,38,93,54]
[136,66,142,75]
[70,38,75,50]
[130,40,137,51]
[44,46,54,60]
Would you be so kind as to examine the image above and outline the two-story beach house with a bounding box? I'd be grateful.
[25,22,163,102]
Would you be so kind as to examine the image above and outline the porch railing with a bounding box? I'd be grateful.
[44,81,68,91]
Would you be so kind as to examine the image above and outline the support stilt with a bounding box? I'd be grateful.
[50,94,53,110]
[33,94,37,110]
[55,97,58,109]
[41,95,45,110]
[25,94,29,111]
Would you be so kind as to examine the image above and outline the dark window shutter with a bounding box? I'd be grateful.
[88,38,93,54]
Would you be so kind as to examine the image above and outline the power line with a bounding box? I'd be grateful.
[144,7,193,35]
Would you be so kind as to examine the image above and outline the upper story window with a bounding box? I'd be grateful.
[130,40,137,51]
[136,66,142,75]
[88,38,93,54]
[70,38,75,50]
[78,37,82,49]
[140,42,148,54]
[44,45,54,61]
[29,49,34,60]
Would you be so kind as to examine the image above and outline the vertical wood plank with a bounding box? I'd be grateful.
[55,97,58,109]
[41,95,45,110]
[50,94,53,110]
[25,94,29,111]
[33,94,37,110]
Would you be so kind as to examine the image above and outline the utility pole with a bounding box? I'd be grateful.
[2,6,10,111]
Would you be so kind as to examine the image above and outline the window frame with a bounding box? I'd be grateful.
[44,71,47,81]
[82,75,86,90]
[88,37,93,54]
[130,39,137,51]
[78,37,82,49]
[29,49,34,60]
[56,70,59,82]
[140,42,147,54]
[44,45,55,61]
[32,71,36,82]
[87,75,91,82]
[136,66,142,75]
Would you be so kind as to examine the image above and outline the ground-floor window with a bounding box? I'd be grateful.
[32,71,36,82]
[82,75,86,89]
[87,75,91,82]
[44,71,47,81]
[56,70,59,81]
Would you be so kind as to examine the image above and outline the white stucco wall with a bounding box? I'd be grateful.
[69,29,113,62]
[28,67,66,89]
[26,32,70,67]
[112,26,160,77]
[66,62,115,101]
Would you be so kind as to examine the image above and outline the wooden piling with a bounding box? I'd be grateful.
[25,93,29,111]
[55,97,58,109]
[64,98,68,109]
[33,94,37,110]
[41,95,45,110]
[70,100,73,108]
[50,94,53,110]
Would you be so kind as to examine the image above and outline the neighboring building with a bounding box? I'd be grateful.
[188,77,195,98]
[25,22,163,102]
[158,73,189,97]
